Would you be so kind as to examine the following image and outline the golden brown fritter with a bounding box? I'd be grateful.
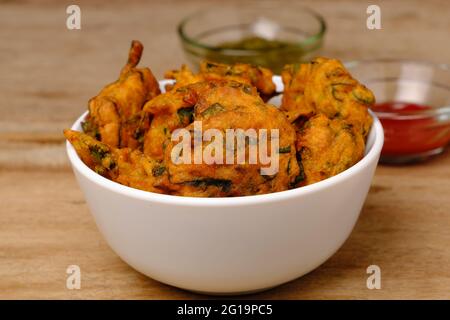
[164,64,204,91]
[199,61,276,97]
[295,114,365,186]
[64,129,174,194]
[280,62,316,121]
[67,40,375,197]
[140,80,263,161]
[140,81,217,160]
[193,81,260,118]
[164,61,276,98]
[83,40,160,149]
[281,57,374,138]
[164,85,301,197]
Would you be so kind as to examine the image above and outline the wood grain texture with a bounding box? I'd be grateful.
[0,0,449,299]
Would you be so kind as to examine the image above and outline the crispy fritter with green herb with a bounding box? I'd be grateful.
[84,40,160,149]
[140,80,262,161]
[164,86,301,197]
[294,114,365,186]
[140,81,215,160]
[64,129,174,194]
[67,40,374,197]
[164,61,276,98]
[281,57,374,138]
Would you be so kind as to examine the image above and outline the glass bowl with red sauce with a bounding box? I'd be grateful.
[346,59,450,164]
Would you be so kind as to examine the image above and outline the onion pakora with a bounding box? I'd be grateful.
[83,40,160,149]
[64,129,174,194]
[65,41,375,197]
[281,57,374,185]
[281,57,374,138]
[165,61,276,98]
[164,83,301,197]
[139,81,217,160]
[295,114,365,186]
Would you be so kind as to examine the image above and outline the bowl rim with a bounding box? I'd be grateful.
[345,58,450,119]
[177,4,327,54]
[66,112,384,207]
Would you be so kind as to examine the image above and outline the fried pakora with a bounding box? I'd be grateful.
[140,81,216,160]
[163,83,301,197]
[65,41,375,197]
[294,114,365,186]
[64,129,174,194]
[84,40,160,149]
[140,80,263,161]
[281,57,374,138]
[165,61,276,98]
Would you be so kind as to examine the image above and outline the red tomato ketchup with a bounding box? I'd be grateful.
[373,102,450,160]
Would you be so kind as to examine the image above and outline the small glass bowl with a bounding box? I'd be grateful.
[346,59,450,164]
[178,2,326,74]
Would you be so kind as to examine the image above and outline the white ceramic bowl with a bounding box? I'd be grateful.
[66,78,384,294]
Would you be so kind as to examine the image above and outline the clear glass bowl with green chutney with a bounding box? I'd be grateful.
[178,2,326,74]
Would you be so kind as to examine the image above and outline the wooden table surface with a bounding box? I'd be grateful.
[1,0,449,299]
